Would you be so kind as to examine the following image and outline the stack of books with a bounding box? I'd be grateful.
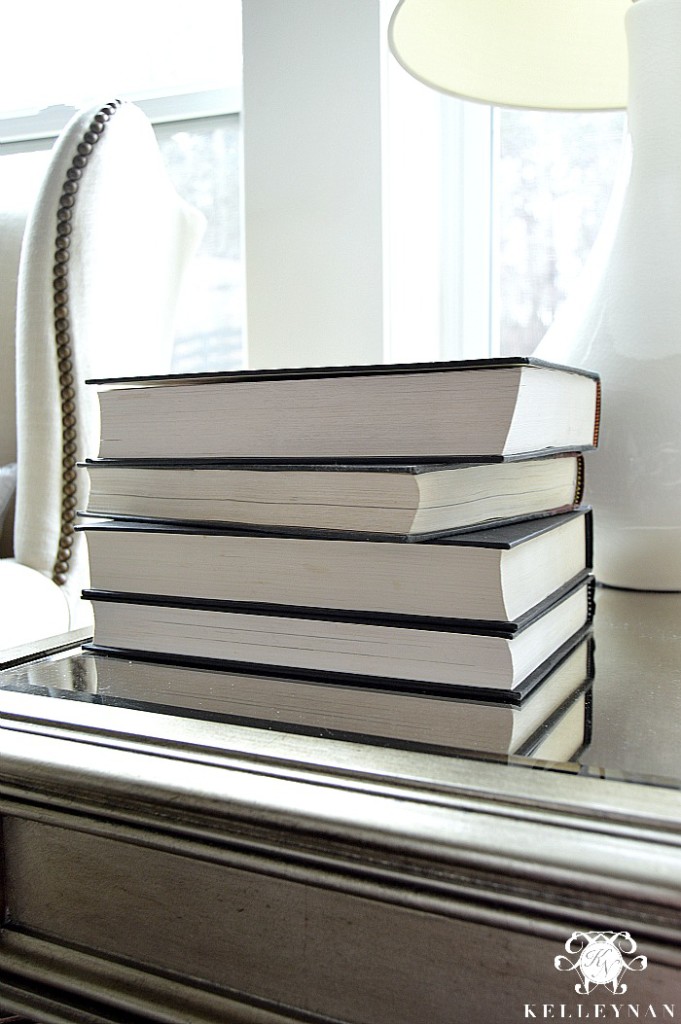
[78,357,600,757]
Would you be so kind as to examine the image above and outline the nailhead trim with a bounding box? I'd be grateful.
[51,99,122,586]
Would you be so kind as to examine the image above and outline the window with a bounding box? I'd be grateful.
[156,116,244,373]
[378,0,622,364]
[1,0,245,373]
[382,0,627,361]
[495,108,626,356]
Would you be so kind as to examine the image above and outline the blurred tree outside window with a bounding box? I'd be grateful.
[496,109,627,356]
[157,117,244,373]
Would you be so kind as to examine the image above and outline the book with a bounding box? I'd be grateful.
[85,633,594,754]
[82,452,585,540]
[85,577,594,701]
[521,682,592,765]
[80,508,592,626]
[89,357,601,461]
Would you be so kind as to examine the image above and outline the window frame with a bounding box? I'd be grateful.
[0,88,242,153]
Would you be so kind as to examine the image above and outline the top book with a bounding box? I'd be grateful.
[90,357,601,461]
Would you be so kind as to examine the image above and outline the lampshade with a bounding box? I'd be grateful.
[388,0,631,111]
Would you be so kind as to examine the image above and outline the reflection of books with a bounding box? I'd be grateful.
[81,508,592,625]
[521,684,593,764]
[86,579,594,702]
[82,453,585,540]
[90,357,600,461]
[88,634,594,756]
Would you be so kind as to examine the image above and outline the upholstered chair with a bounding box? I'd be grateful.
[0,100,206,651]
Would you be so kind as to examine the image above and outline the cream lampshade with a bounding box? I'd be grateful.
[389,0,630,111]
[389,0,681,593]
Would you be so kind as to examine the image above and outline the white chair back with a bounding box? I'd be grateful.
[1,100,205,642]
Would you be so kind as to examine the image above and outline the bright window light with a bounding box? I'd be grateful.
[495,108,626,356]
[383,43,626,359]
[1,0,241,118]
[1,0,245,374]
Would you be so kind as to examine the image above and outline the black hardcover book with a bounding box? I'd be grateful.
[81,452,585,540]
[87,356,601,461]
[84,577,595,703]
[80,508,593,627]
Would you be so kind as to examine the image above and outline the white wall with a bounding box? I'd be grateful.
[242,0,385,369]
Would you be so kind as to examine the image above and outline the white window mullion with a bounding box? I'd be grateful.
[488,106,502,357]
[242,0,385,370]
[439,98,495,359]
[382,0,496,366]
[381,11,443,364]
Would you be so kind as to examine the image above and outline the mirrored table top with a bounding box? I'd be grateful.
[0,587,679,794]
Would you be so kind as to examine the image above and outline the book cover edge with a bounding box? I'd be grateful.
[86,355,600,387]
[76,505,592,551]
[83,572,593,638]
